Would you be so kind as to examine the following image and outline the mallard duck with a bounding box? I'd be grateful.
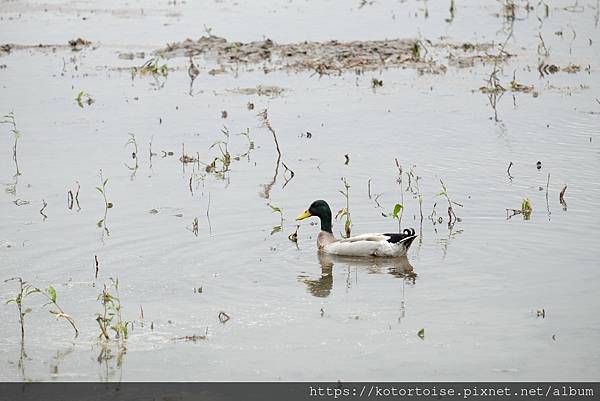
[296,200,417,257]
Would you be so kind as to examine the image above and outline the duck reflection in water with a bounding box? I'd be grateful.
[299,253,417,298]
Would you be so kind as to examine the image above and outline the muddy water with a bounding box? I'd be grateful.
[1,0,599,381]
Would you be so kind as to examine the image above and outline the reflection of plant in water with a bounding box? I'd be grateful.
[1,112,21,177]
[268,203,283,235]
[445,0,456,23]
[188,56,199,96]
[235,128,254,160]
[336,177,352,238]
[96,170,112,237]
[480,13,514,122]
[124,133,139,180]
[191,217,199,236]
[257,109,295,198]
[75,91,94,108]
[50,345,75,376]
[439,225,464,259]
[67,181,81,211]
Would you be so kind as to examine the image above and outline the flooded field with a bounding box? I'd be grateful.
[1,0,599,381]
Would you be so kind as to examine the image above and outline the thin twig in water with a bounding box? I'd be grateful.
[507,161,514,179]
[281,162,295,188]
[545,173,551,219]
[40,199,48,220]
[218,311,230,323]
[559,185,568,210]
[68,190,74,210]
[75,182,81,211]
[206,193,212,234]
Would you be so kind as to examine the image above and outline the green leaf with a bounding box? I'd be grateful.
[392,204,403,218]
[96,186,104,194]
[26,287,41,296]
[271,225,282,235]
[418,328,425,340]
[436,191,447,197]
[268,204,282,213]
[47,286,57,303]
[5,299,16,304]
[335,208,348,220]
[103,178,108,187]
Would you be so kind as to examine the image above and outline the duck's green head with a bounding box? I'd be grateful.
[296,200,332,233]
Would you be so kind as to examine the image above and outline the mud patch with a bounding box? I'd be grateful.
[228,86,287,97]
[155,36,509,75]
[0,39,94,55]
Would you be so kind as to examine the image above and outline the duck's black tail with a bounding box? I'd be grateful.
[383,228,417,249]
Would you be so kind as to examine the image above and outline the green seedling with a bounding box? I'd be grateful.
[394,159,405,226]
[336,177,352,238]
[96,278,131,341]
[392,203,403,232]
[131,57,168,78]
[407,166,424,236]
[436,179,463,227]
[37,285,79,336]
[75,91,94,108]
[209,127,232,171]
[4,278,37,342]
[506,198,533,220]
[4,278,79,340]
[96,170,112,235]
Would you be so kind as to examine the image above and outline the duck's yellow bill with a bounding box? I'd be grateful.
[296,210,312,221]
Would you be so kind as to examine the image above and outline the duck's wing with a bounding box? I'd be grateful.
[338,233,390,243]
[339,228,416,244]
